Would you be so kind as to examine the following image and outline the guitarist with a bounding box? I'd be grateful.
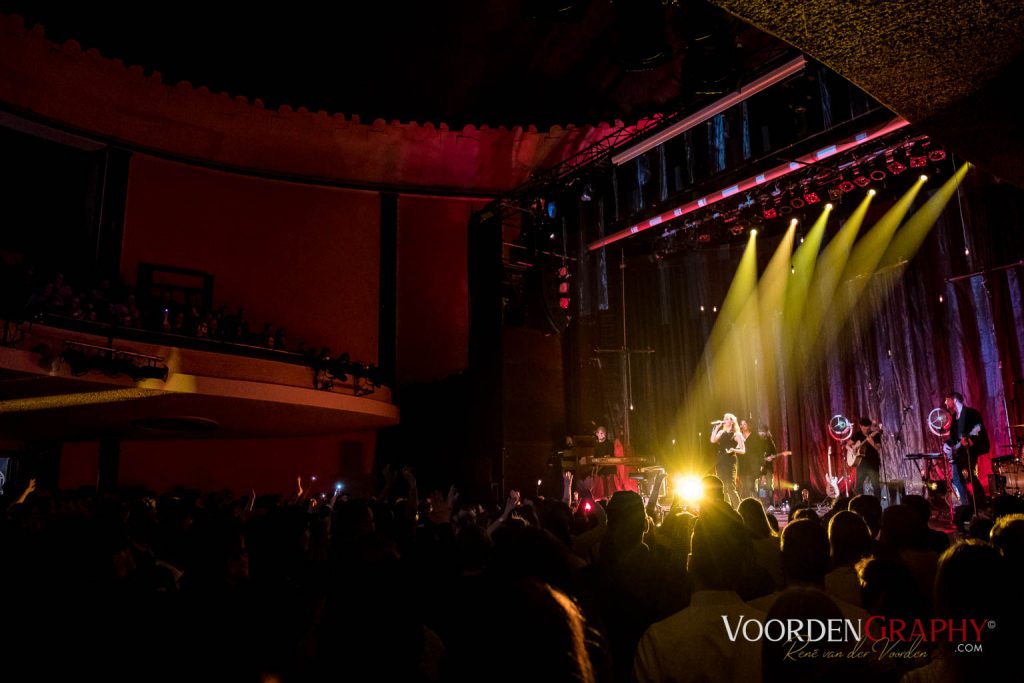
[943,391,989,509]
[848,418,882,497]
[738,419,762,500]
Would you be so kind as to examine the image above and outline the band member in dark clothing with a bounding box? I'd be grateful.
[710,413,744,508]
[848,417,882,496]
[593,425,616,497]
[738,419,762,500]
[943,391,989,510]
[757,424,779,504]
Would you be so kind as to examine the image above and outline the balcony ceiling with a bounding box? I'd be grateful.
[0,1,1021,184]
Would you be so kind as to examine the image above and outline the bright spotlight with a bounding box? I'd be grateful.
[825,203,833,210]
[868,189,877,196]
[673,475,704,505]
[750,229,758,237]
[919,174,928,182]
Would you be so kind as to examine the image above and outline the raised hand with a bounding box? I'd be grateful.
[401,466,417,489]
[504,490,521,515]
[428,489,452,526]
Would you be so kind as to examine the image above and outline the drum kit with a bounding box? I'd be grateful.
[991,424,1024,496]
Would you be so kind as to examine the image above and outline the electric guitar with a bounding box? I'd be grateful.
[845,426,881,467]
[825,446,840,499]
[764,450,793,462]
[942,423,983,463]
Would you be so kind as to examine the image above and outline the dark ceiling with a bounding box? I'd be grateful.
[5,1,1022,187]
[0,0,792,129]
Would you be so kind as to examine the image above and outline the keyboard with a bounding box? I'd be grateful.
[578,456,651,466]
[905,453,942,460]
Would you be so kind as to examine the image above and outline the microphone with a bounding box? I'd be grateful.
[711,420,724,425]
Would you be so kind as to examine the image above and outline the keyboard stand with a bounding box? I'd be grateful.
[911,455,954,521]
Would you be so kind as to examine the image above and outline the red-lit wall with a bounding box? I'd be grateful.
[59,434,377,497]
[122,155,380,363]
[396,195,486,383]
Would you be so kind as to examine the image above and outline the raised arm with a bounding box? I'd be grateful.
[710,424,723,444]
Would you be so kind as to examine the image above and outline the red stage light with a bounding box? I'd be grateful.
[697,233,712,242]
[852,172,871,188]
[909,154,928,168]
[869,169,887,182]
[790,196,805,209]
[763,207,777,219]
[928,149,947,162]
[839,180,856,193]
[803,192,821,204]
[559,297,570,310]
[886,156,907,174]
[558,282,569,294]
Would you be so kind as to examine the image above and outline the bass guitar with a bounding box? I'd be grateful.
[825,446,840,499]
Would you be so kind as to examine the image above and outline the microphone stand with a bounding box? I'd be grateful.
[963,440,979,524]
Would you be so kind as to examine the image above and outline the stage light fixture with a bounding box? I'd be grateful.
[852,169,871,187]
[869,169,887,182]
[789,196,805,209]
[779,205,793,216]
[762,206,777,219]
[803,191,821,204]
[927,148,947,162]
[908,145,928,168]
[886,153,907,175]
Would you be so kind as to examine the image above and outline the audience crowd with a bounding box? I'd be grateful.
[2,464,1022,683]
[0,262,381,384]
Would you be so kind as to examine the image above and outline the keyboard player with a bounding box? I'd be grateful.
[593,425,617,497]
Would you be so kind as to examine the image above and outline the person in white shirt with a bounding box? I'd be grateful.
[633,503,764,683]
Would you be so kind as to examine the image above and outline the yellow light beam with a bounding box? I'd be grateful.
[809,178,927,361]
[782,205,831,366]
[880,164,971,271]
[796,193,873,367]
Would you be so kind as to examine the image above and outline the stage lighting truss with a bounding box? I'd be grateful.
[60,340,168,382]
[575,122,943,250]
